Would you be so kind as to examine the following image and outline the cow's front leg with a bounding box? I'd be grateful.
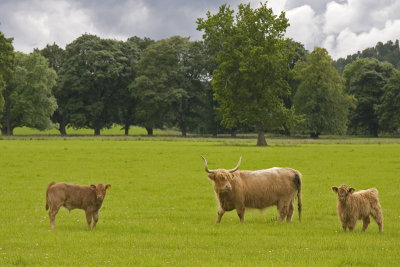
[216,208,225,223]
[236,206,245,223]
[92,211,99,229]
[85,210,92,230]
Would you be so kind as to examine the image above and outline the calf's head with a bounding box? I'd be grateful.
[90,184,111,201]
[201,156,241,193]
[332,184,355,202]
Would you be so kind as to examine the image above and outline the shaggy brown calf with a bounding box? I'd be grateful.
[45,182,111,230]
[201,156,302,223]
[332,184,383,232]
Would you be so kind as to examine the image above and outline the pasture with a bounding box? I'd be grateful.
[0,137,400,266]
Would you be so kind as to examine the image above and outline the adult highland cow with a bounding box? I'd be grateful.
[201,156,302,223]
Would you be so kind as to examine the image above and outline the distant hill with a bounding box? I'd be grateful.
[332,40,400,74]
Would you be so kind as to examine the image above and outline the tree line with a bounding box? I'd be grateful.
[1,2,400,145]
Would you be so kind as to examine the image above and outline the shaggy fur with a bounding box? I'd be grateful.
[332,184,383,232]
[46,182,111,230]
[202,157,302,223]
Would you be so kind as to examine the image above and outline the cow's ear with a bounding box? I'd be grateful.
[208,174,215,181]
[106,184,111,189]
[348,188,355,194]
[90,184,96,191]
[332,186,338,193]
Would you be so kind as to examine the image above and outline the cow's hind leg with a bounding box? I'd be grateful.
[277,201,289,222]
[286,201,294,222]
[362,216,370,231]
[49,204,61,230]
[85,210,92,230]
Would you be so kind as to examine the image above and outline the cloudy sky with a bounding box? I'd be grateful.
[1,0,400,59]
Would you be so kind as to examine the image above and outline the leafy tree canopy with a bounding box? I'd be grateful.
[293,47,354,138]
[343,58,396,136]
[1,52,57,135]
[197,2,300,145]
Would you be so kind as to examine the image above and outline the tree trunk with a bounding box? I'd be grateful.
[59,118,67,136]
[94,128,101,136]
[257,131,267,146]
[310,132,319,139]
[181,129,187,137]
[146,127,153,136]
[5,101,12,136]
[231,128,237,137]
[124,124,129,136]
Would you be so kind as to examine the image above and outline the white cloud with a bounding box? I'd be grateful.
[285,5,322,50]
[324,19,400,58]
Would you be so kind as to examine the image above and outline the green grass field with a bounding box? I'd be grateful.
[0,137,399,266]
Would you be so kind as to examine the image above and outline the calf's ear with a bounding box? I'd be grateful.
[332,186,338,193]
[106,184,111,189]
[90,184,96,191]
[348,188,355,194]
[208,174,215,181]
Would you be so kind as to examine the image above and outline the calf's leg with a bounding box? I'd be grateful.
[49,204,62,230]
[371,206,383,232]
[216,208,225,223]
[92,211,99,229]
[85,210,93,230]
[362,216,370,231]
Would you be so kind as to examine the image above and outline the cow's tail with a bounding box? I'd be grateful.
[45,182,56,210]
[293,170,302,222]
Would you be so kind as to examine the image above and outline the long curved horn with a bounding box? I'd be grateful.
[228,156,242,173]
[200,155,215,173]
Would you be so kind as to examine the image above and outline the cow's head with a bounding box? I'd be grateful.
[332,184,355,202]
[201,156,241,193]
[91,184,111,201]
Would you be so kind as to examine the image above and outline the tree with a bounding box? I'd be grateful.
[377,70,400,134]
[197,2,299,145]
[131,36,206,136]
[38,43,68,135]
[343,58,395,136]
[293,47,353,138]
[1,52,57,135]
[58,34,130,135]
[0,30,14,127]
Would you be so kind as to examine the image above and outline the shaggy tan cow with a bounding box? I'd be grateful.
[332,184,383,232]
[45,182,111,230]
[201,156,302,223]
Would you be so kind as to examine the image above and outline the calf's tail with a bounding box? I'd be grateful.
[45,182,56,210]
[293,171,302,222]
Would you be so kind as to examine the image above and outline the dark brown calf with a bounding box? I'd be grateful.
[45,182,111,230]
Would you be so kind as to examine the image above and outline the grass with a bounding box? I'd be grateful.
[0,138,400,266]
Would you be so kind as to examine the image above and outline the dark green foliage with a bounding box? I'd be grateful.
[197,2,300,145]
[38,43,68,134]
[1,52,57,135]
[377,70,400,134]
[293,47,353,138]
[343,58,395,136]
[57,34,133,135]
[333,40,400,74]
[131,36,208,136]
[0,30,14,124]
